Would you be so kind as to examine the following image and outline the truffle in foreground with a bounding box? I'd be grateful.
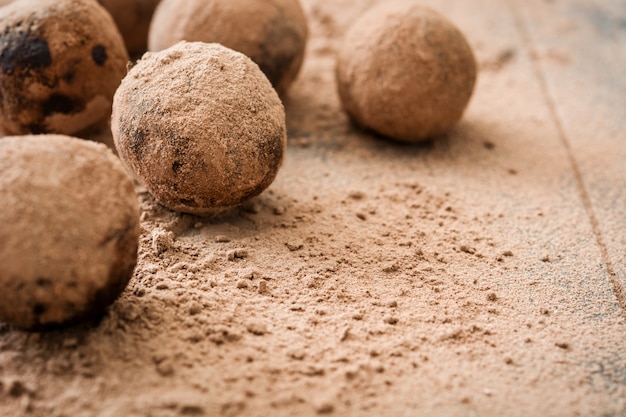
[0,135,140,329]
[112,42,287,215]
[336,2,477,142]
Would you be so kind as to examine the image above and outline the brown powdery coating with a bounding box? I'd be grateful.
[0,0,129,136]
[112,42,287,215]
[148,0,308,94]
[336,1,477,142]
[97,0,161,55]
[0,135,140,330]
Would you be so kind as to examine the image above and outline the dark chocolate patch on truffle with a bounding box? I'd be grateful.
[179,198,197,206]
[33,303,47,317]
[91,45,107,66]
[36,277,52,287]
[0,34,51,74]
[42,94,82,116]
[63,70,76,84]
[129,128,147,159]
[172,161,183,173]
[27,122,45,134]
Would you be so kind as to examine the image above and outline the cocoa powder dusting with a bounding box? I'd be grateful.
[112,42,286,215]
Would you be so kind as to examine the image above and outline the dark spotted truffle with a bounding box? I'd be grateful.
[0,0,129,136]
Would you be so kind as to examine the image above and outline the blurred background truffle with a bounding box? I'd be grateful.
[98,0,161,55]
[336,1,477,142]
[149,0,308,94]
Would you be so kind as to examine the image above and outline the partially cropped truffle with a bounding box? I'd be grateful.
[0,135,140,329]
[112,42,286,215]
[148,0,308,94]
[98,0,161,55]
[336,2,477,142]
[0,0,129,136]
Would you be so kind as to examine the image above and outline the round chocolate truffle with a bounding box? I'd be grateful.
[0,135,140,329]
[98,0,161,55]
[112,42,286,215]
[336,2,477,142]
[0,0,129,136]
[148,0,308,94]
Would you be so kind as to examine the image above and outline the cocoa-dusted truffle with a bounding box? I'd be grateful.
[148,0,308,94]
[0,135,140,329]
[112,42,286,215]
[98,0,161,55]
[0,0,129,136]
[336,2,477,142]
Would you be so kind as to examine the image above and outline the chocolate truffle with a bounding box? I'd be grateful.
[112,42,286,215]
[0,135,140,329]
[97,0,161,55]
[0,0,129,136]
[148,0,308,94]
[336,2,477,142]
